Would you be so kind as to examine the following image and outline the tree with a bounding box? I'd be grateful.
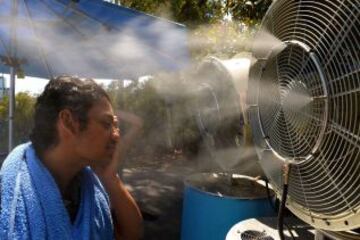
[117,0,168,15]
[116,0,272,28]
[106,78,169,152]
[170,0,224,26]
[114,0,272,59]
[0,92,36,152]
[225,0,272,25]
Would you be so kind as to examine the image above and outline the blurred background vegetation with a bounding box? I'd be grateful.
[0,0,272,157]
[115,0,272,59]
[0,93,35,153]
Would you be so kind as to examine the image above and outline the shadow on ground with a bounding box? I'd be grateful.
[123,155,196,240]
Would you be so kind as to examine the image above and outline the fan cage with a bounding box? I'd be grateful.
[194,57,244,149]
[248,0,360,231]
[258,40,329,163]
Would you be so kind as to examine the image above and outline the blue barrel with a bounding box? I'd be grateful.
[181,173,275,240]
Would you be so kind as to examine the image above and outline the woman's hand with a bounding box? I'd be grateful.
[93,110,144,239]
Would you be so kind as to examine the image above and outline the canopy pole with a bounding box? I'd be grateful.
[8,67,15,152]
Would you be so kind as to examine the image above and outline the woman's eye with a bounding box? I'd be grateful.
[102,121,112,129]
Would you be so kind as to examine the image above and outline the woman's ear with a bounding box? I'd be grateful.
[58,109,79,136]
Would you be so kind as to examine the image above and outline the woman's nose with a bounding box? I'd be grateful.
[112,126,120,141]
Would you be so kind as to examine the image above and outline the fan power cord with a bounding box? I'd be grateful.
[278,163,292,240]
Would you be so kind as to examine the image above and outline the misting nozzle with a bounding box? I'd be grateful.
[282,163,291,185]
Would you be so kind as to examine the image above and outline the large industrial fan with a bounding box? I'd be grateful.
[190,54,267,177]
[246,0,360,239]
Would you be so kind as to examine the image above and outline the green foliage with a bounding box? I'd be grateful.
[13,92,36,142]
[116,0,272,60]
[105,74,203,155]
[226,0,272,24]
[189,21,258,60]
[0,92,36,152]
[118,0,223,26]
[167,97,202,154]
[119,0,167,14]
[170,0,224,26]
[118,0,272,28]
[106,78,170,152]
[0,96,8,120]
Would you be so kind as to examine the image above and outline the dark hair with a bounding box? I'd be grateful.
[30,75,110,159]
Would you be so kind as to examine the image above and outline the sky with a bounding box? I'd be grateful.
[1,74,115,95]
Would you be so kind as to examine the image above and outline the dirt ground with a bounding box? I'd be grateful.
[122,151,197,240]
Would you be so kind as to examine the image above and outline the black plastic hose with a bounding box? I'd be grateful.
[277,183,288,240]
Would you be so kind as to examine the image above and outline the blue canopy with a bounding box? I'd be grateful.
[0,0,189,79]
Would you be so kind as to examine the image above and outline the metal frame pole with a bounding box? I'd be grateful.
[8,67,15,151]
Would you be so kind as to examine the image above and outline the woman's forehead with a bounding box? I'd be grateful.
[88,97,114,117]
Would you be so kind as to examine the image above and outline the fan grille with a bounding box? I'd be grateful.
[248,0,360,230]
[258,41,328,160]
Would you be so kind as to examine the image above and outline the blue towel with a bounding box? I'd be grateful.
[0,143,114,240]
